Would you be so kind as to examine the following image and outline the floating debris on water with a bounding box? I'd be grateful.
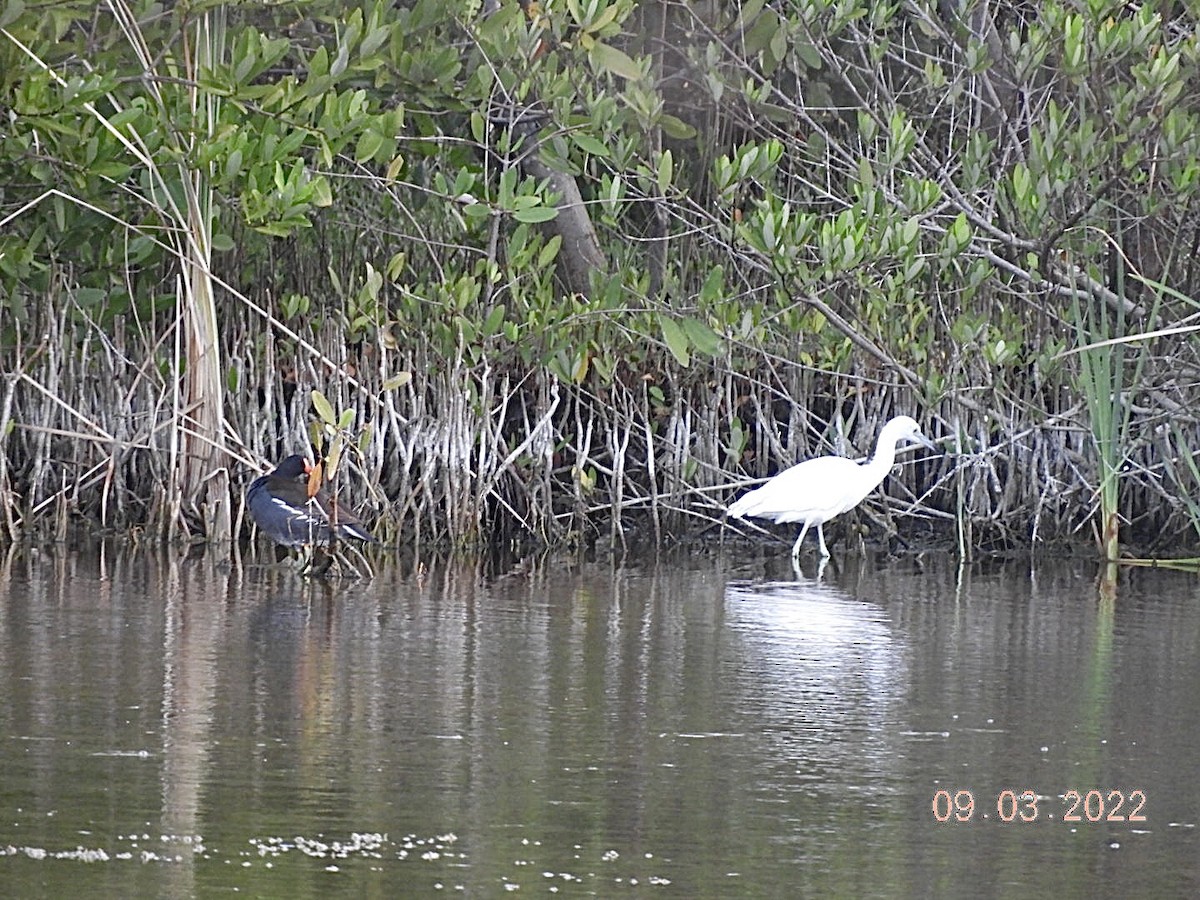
[2,831,674,890]
[1,833,203,865]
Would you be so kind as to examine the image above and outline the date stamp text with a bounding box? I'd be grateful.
[932,789,1146,824]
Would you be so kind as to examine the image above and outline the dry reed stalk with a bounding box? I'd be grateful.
[608,392,633,551]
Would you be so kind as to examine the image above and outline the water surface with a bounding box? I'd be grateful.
[0,544,1197,897]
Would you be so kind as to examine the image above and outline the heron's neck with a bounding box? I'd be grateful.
[865,432,900,480]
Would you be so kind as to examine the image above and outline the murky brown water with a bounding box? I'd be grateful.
[0,543,1197,897]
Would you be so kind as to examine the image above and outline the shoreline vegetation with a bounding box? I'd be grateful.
[4,2,1200,559]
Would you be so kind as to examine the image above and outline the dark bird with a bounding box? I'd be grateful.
[247,454,376,548]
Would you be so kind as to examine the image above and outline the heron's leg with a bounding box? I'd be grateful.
[814,555,828,581]
[791,522,811,557]
[816,523,830,558]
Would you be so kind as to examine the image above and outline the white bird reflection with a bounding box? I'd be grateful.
[722,578,909,793]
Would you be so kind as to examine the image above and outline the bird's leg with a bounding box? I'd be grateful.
[791,522,811,558]
[306,546,336,577]
[816,524,830,558]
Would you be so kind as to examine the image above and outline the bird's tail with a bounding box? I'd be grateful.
[726,490,758,519]
[340,524,379,543]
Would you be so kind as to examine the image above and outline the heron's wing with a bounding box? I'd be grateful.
[728,456,873,523]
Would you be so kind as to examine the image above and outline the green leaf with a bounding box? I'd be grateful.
[795,40,823,70]
[461,201,493,221]
[73,287,106,308]
[383,372,413,391]
[699,265,724,304]
[92,161,133,180]
[312,177,333,208]
[309,45,329,79]
[948,211,971,252]
[571,351,589,383]
[769,18,788,65]
[571,133,610,157]
[658,114,696,140]
[311,389,337,426]
[1011,163,1031,206]
[537,234,562,267]
[742,7,780,55]
[0,0,25,28]
[657,150,673,194]
[659,316,690,367]
[680,316,722,356]
[738,0,766,27]
[356,129,384,163]
[483,303,506,337]
[513,206,559,224]
[327,435,345,477]
[585,1,621,33]
[591,41,643,81]
[331,37,351,78]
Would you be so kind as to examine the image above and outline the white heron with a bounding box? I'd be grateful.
[726,415,936,558]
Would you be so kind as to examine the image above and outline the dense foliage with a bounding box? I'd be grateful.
[3,0,1200,556]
